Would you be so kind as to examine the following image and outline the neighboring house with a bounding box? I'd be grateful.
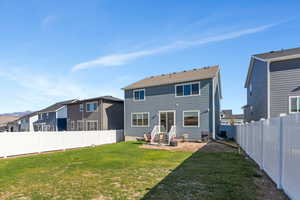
[243,47,300,122]
[34,99,78,131]
[15,112,39,132]
[66,96,124,131]
[123,66,222,141]
[0,116,20,132]
[7,119,20,132]
[220,110,244,125]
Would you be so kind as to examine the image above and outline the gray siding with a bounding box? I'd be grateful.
[102,100,124,130]
[124,79,214,140]
[270,58,300,117]
[245,58,268,122]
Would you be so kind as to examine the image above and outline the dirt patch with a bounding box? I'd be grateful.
[198,142,236,153]
[140,142,207,152]
[254,169,288,200]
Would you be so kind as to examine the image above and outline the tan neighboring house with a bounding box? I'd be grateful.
[0,116,20,132]
[66,96,124,131]
[220,110,244,125]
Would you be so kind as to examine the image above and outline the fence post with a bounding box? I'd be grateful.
[260,118,265,170]
[277,114,285,189]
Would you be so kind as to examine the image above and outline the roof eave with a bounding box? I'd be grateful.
[244,56,267,88]
[123,76,218,91]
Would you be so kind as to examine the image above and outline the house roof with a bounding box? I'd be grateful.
[123,65,220,90]
[253,47,300,60]
[222,114,244,120]
[67,96,123,105]
[38,99,78,113]
[245,47,300,88]
[0,116,20,126]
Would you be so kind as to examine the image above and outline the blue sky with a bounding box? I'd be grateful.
[0,0,300,114]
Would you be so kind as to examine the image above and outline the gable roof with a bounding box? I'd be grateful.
[254,47,300,60]
[0,116,20,126]
[123,65,220,90]
[245,47,300,88]
[66,96,123,105]
[39,99,78,113]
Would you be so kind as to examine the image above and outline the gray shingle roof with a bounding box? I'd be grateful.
[123,65,219,90]
[39,99,78,113]
[254,47,300,60]
[66,96,123,105]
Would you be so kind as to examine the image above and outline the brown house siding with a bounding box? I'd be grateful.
[67,98,124,131]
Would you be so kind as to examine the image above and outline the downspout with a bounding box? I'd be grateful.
[267,61,271,119]
[212,78,216,139]
[100,99,103,130]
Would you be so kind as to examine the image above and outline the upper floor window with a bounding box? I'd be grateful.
[133,89,145,101]
[79,104,84,112]
[176,82,200,97]
[86,102,98,112]
[249,83,253,96]
[289,96,300,113]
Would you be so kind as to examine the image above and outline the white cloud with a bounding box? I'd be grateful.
[0,68,124,112]
[41,15,57,28]
[72,23,278,71]
[0,69,89,110]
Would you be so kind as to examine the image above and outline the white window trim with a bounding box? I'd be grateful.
[158,110,176,133]
[86,101,98,112]
[289,96,300,114]
[86,120,98,130]
[131,112,149,127]
[79,104,84,112]
[133,89,146,101]
[183,110,200,128]
[175,81,201,97]
[77,120,84,131]
[70,121,75,130]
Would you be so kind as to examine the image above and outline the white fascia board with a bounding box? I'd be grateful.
[245,56,268,88]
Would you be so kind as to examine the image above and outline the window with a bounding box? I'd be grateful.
[77,120,84,131]
[86,102,98,112]
[176,82,200,97]
[131,112,149,127]
[249,83,253,96]
[86,120,98,131]
[79,104,84,112]
[183,111,200,127]
[133,89,145,101]
[70,121,75,130]
[289,96,300,113]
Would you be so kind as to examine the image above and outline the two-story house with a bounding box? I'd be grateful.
[34,99,78,131]
[66,96,124,131]
[123,66,222,141]
[220,110,244,125]
[243,47,300,122]
[15,112,38,132]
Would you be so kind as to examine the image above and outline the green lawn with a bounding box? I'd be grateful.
[0,142,259,200]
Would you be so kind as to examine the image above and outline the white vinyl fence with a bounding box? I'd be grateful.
[237,114,300,200]
[0,130,124,158]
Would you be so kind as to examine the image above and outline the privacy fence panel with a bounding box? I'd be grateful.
[262,117,281,185]
[281,114,300,200]
[237,114,300,200]
[0,130,124,158]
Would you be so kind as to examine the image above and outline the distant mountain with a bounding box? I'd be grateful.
[0,111,32,117]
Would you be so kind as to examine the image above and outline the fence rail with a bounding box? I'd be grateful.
[237,114,300,200]
[0,130,124,158]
